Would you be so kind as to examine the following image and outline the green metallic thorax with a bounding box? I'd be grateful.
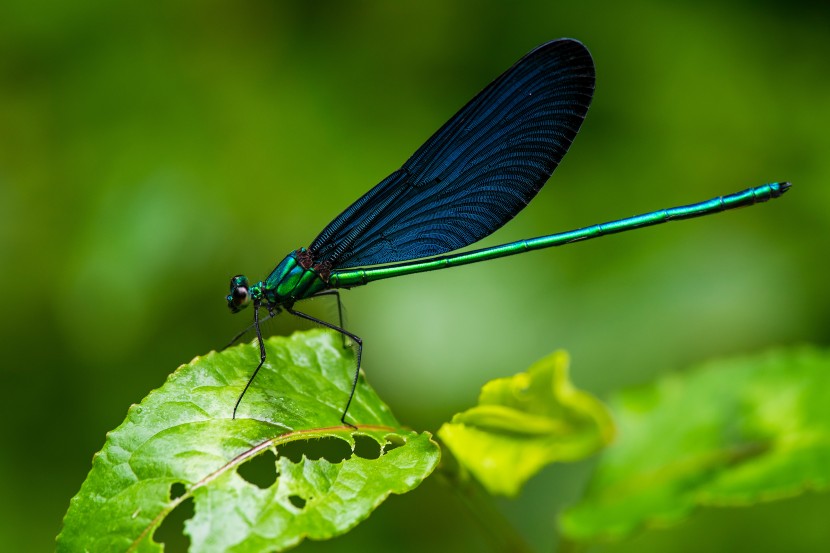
[254,248,328,306]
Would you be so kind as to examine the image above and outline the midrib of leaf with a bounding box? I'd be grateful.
[594,439,772,499]
[127,423,399,551]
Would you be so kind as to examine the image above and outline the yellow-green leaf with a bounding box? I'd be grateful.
[438,351,614,496]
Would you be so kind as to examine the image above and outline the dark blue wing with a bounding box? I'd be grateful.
[309,39,595,268]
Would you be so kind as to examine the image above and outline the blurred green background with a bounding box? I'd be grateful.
[2,0,828,551]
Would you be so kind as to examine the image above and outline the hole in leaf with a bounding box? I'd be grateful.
[154,495,194,552]
[383,434,405,454]
[288,494,307,509]
[169,482,186,500]
[237,449,278,489]
[277,436,351,463]
[353,434,381,459]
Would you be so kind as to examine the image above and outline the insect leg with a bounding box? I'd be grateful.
[225,306,281,350]
[233,304,268,419]
[285,305,362,427]
[311,289,347,348]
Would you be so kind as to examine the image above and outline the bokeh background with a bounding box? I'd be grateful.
[2,1,828,551]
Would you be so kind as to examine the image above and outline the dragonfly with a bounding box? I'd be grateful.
[226,38,790,424]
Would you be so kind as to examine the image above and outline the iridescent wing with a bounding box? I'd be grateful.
[309,39,595,268]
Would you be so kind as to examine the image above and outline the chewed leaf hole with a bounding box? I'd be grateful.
[353,434,381,459]
[153,495,194,551]
[384,434,405,454]
[277,436,351,463]
[169,482,186,500]
[288,494,307,509]
[238,449,278,489]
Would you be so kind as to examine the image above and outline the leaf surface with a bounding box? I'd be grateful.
[438,351,614,496]
[560,347,830,542]
[57,330,440,552]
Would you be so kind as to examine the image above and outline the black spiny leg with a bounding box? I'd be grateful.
[312,290,348,348]
[224,306,282,350]
[285,305,362,427]
[233,303,268,419]
[225,323,254,351]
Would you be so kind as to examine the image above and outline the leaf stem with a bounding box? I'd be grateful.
[436,457,536,553]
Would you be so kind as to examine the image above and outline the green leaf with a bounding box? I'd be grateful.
[57,329,440,553]
[437,350,614,496]
[560,347,830,542]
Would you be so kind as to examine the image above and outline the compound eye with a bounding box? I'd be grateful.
[233,286,250,304]
[227,275,252,312]
[231,285,250,308]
